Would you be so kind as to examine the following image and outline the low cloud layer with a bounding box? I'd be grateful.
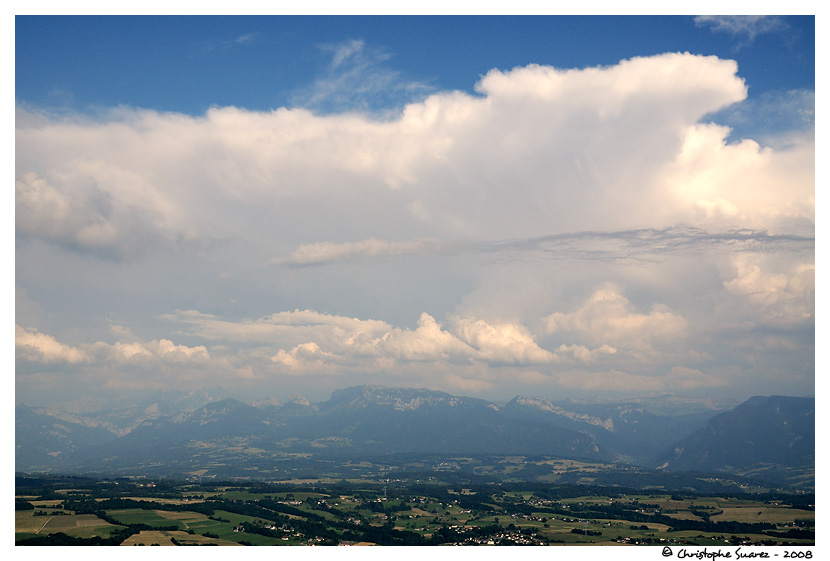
[274,238,451,266]
[16,52,814,404]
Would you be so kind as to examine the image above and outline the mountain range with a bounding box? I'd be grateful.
[656,395,815,486]
[15,385,814,489]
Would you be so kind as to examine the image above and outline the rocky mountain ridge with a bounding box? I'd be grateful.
[16,386,813,488]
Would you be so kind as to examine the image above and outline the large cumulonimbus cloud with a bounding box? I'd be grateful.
[15,52,814,402]
[15,53,813,255]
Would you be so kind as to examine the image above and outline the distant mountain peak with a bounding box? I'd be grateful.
[285,394,310,407]
[507,396,614,431]
[16,387,813,489]
[327,385,489,411]
[184,398,252,424]
[509,396,556,412]
[251,397,282,409]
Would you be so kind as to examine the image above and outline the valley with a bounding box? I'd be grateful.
[15,385,815,547]
[15,474,815,546]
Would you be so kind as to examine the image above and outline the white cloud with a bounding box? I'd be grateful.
[150,339,211,364]
[554,343,618,364]
[106,341,154,361]
[658,123,814,235]
[375,313,475,362]
[16,52,777,258]
[451,316,555,365]
[722,258,814,325]
[165,309,393,348]
[292,39,433,114]
[694,15,787,42]
[544,286,687,353]
[15,51,814,402]
[169,309,554,369]
[16,324,211,369]
[15,324,239,401]
[271,342,339,375]
[16,325,87,364]
[15,172,120,251]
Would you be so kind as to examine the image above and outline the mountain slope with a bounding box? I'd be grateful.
[502,396,715,464]
[32,388,231,435]
[15,404,118,471]
[289,385,606,458]
[16,388,814,489]
[657,395,814,485]
[65,398,283,469]
[33,387,609,473]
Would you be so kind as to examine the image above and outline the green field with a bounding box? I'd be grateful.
[15,511,124,541]
[16,476,815,546]
[107,508,187,528]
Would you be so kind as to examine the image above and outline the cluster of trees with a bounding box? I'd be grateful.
[16,476,815,546]
[15,498,34,510]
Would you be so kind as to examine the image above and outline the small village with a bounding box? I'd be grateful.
[16,475,815,546]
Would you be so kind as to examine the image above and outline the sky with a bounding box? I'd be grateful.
[14,15,816,407]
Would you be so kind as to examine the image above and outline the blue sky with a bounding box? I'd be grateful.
[17,16,814,121]
[15,15,815,406]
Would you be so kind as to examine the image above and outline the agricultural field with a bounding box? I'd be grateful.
[16,475,814,546]
[120,530,242,546]
[15,510,124,542]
